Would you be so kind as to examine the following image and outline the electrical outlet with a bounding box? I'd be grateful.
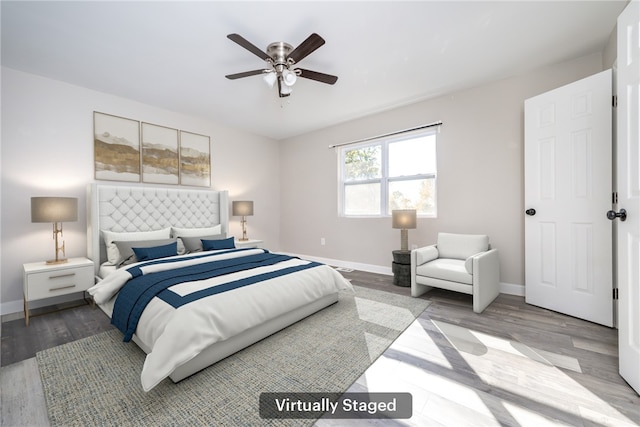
[320,237,326,246]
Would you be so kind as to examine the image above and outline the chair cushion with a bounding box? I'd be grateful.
[415,258,473,285]
[415,246,439,265]
[437,233,489,260]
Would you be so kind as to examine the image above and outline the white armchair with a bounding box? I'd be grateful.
[411,232,500,313]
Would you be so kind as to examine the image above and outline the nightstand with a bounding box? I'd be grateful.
[234,239,263,249]
[392,250,411,287]
[23,257,95,326]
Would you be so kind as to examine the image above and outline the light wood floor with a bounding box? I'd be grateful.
[2,270,639,426]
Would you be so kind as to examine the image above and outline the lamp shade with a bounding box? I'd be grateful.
[392,209,417,229]
[263,72,276,88]
[282,69,297,86]
[232,201,254,216]
[31,197,78,223]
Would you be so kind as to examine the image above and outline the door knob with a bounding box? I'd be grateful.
[525,208,536,216]
[607,209,627,222]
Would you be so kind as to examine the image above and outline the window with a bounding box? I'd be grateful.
[339,130,437,217]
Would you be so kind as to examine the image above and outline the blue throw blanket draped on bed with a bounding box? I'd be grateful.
[111,251,321,342]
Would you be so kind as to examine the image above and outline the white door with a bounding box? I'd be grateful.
[616,0,640,395]
[524,70,613,327]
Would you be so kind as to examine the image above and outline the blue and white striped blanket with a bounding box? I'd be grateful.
[88,248,353,391]
[112,250,322,341]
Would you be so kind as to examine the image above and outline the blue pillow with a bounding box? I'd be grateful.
[180,233,227,253]
[114,238,176,267]
[202,237,236,251]
[132,241,178,261]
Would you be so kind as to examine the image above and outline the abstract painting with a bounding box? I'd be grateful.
[94,112,141,182]
[141,122,179,184]
[179,131,210,187]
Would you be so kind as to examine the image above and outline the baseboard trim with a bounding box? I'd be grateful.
[280,252,393,276]
[1,293,84,320]
[500,282,525,296]
[285,253,525,297]
[1,257,525,317]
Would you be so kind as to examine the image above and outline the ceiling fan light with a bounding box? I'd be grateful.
[282,69,297,86]
[280,82,293,95]
[263,72,276,88]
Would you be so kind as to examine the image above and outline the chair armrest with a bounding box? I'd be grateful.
[471,248,500,313]
[474,249,500,284]
[466,248,499,273]
[411,245,438,266]
[411,245,437,297]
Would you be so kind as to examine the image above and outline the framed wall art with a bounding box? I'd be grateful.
[94,112,141,182]
[179,130,211,187]
[141,122,179,184]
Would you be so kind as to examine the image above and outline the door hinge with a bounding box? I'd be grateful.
[613,288,619,300]
[612,192,618,204]
[612,95,618,108]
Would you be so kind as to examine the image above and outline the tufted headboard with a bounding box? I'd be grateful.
[87,183,229,275]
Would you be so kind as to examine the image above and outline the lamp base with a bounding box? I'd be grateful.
[240,216,249,242]
[400,229,409,251]
[48,224,68,265]
[236,238,249,242]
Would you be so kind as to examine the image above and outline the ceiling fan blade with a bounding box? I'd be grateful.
[297,69,338,85]
[225,69,265,80]
[287,33,325,64]
[227,33,270,61]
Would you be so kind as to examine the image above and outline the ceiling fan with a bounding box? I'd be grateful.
[225,33,338,98]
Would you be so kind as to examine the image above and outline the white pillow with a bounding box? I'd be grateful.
[101,228,172,264]
[171,225,222,238]
[437,233,489,260]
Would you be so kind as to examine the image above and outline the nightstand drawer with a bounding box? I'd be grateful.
[234,239,263,249]
[25,265,94,301]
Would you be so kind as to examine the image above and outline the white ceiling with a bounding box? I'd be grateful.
[1,1,627,140]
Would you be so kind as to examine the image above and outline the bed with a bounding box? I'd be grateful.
[86,183,353,391]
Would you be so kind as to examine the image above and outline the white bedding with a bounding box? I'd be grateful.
[88,249,353,391]
[98,263,117,278]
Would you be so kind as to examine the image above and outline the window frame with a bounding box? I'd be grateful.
[339,129,438,218]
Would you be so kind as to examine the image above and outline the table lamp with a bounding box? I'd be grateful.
[31,197,78,264]
[392,209,417,251]
[232,200,254,241]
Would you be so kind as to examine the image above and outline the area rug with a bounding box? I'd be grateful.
[37,285,430,426]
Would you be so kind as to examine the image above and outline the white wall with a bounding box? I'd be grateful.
[0,64,3,354]
[0,51,609,313]
[279,52,606,288]
[0,67,281,313]
[603,21,618,70]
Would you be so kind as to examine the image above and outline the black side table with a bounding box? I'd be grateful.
[392,250,411,287]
